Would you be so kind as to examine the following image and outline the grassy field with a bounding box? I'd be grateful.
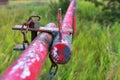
[0,1,120,80]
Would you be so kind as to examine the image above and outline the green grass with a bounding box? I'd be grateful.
[0,1,120,80]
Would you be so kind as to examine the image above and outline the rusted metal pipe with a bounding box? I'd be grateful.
[0,23,56,80]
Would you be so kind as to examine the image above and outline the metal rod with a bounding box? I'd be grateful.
[58,8,63,42]
[12,25,73,33]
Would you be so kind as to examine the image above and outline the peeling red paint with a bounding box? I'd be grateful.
[50,0,76,64]
[0,0,76,79]
[1,23,56,80]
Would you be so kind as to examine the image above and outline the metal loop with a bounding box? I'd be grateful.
[21,18,33,33]
[49,73,55,80]
[29,16,41,21]
[49,63,58,80]
[26,19,33,25]
[22,32,29,49]
[21,31,29,50]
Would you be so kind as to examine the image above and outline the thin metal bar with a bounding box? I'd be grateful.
[12,25,73,33]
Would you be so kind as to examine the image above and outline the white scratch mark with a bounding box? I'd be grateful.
[33,43,37,46]
[10,61,24,74]
[61,39,68,44]
[53,47,58,57]
[20,65,30,79]
[9,50,40,79]
[39,44,43,52]
[31,58,36,63]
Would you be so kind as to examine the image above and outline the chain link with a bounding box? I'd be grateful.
[20,20,31,49]
[49,63,58,80]
[22,32,29,49]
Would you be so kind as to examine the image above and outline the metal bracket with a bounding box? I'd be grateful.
[13,43,29,50]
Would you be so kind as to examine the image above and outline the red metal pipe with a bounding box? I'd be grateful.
[0,23,56,80]
[50,0,76,64]
[62,0,76,30]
